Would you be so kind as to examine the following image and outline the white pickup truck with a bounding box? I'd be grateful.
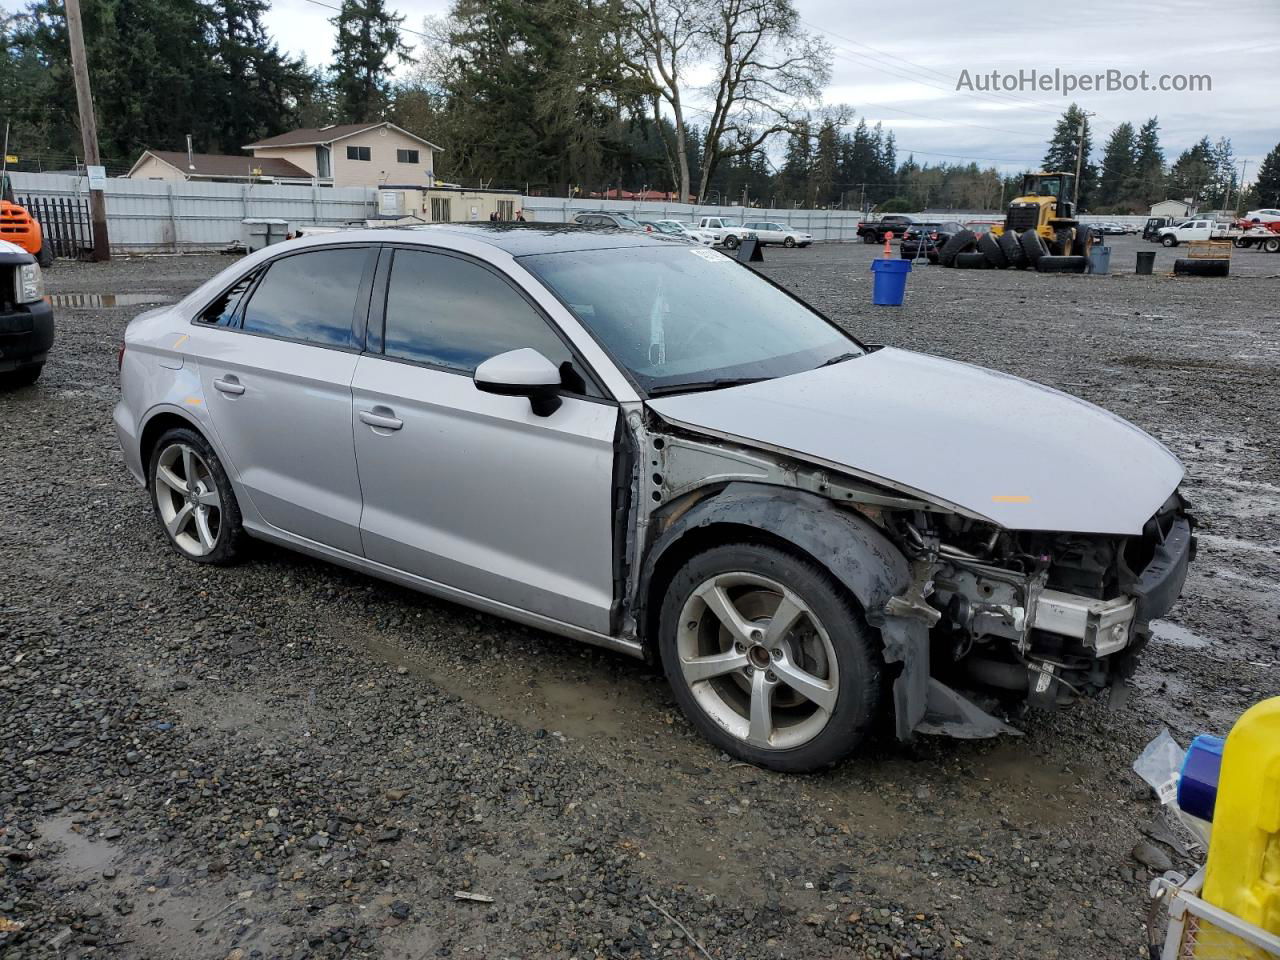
[1157,219,1230,246]
[696,216,757,249]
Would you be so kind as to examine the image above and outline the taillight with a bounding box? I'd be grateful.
[118,342,126,371]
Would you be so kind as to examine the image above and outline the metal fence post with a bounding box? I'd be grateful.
[166,182,179,253]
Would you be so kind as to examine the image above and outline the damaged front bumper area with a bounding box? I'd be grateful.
[892,496,1195,738]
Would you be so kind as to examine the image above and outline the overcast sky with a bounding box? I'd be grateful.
[264,0,1280,180]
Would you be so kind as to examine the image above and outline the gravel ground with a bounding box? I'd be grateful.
[2,236,1278,960]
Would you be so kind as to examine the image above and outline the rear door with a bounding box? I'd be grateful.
[192,245,374,555]
[350,245,619,632]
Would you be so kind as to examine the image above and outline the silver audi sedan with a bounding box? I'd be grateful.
[115,224,1193,771]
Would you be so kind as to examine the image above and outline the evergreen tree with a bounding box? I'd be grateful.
[1134,116,1166,204]
[810,119,838,207]
[212,0,317,150]
[1252,141,1280,209]
[331,0,410,122]
[778,121,811,206]
[1209,136,1237,210]
[1096,121,1136,210]
[1042,103,1097,208]
[1168,137,1214,208]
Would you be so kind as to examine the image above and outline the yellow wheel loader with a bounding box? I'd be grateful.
[992,172,1093,258]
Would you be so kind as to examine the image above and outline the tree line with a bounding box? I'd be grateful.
[2,0,1277,214]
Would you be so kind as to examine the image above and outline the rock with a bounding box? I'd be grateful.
[1132,840,1173,872]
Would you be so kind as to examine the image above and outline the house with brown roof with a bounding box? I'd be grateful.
[127,150,313,183]
[244,122,442,188]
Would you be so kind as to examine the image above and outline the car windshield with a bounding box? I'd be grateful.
[647,222,681,235]
[521,245,859,395]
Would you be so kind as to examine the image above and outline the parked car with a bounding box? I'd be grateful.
[899,221,964,263]
[650,220,715,246]
[1097,222,1129,235]
[1244,208,1280,225]
[572,212,643,229]
[1143,216,1176,241]
[1158,219,1228,246]
[739,220,812,248]
[963,219,1003,234]
[0,237,53,388]
[115,224,1194,771]
[857,215,913,244]
[696,216,755,249]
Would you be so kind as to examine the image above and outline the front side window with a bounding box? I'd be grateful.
[241,248,369,348]
[396,149,419,164]
[346,145,371,161]
[522,245,858,395]
[382,249,576,378]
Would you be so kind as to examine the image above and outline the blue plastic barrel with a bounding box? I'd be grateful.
[870,258,912,305]
[1178,733,1225,822]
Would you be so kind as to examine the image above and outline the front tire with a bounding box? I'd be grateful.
[37,244,54,268]
[148,426,245,565]
[783,236,797,248]
[722,235,740,249]
[658,544,881,772]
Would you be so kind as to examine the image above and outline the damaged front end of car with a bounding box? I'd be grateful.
[893,493,1195,734]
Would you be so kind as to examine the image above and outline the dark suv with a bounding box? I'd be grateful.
[0,240,53,388]
[899,221,963,263]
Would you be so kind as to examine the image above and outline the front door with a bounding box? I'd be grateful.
[351,246,619,633]
[193,245,373,555]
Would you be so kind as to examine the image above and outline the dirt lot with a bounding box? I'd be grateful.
[2,235,1278,960]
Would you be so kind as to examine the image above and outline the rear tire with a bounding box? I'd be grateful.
[0,364,43,389]
[862,232,878,244]
[658,543,882,772]
[998,229,1028,269]
[1035,255,1089,274]
[1161,236,1177,247]
[148,426,246,565]
[1264,238,1280,254]
[977,231,1009,268]
[938,228,977,267]
[1019,229,1049,266]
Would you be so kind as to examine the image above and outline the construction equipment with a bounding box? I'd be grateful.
[992,171,1093,259]
[0,173,52,266]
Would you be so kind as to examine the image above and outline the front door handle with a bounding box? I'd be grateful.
[359,408,403,431]
[213,376,245,395]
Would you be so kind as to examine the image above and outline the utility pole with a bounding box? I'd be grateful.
[64,0,109,261]
[1072,111,1094,211]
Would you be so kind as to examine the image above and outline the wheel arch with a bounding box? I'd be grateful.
[636,482,935,738]
[137,405,239,493]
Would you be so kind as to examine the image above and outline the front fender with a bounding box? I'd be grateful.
[637,482,936,738]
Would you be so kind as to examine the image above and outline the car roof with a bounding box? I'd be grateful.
[405,222,677,255]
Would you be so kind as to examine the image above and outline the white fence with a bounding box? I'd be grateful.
[7,172,377,253]
[7,171,1162,254]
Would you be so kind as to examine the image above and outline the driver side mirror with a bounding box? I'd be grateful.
[473,348,563,417]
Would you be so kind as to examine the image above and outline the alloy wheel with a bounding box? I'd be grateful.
[155,443,222,557]
[676,572,838,750]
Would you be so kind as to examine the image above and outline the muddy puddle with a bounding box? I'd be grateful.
[1149,619,1213,649]
[47,292,174,308]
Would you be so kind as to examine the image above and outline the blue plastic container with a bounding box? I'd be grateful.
[870,258,912,306]
[1178,733,1225,822]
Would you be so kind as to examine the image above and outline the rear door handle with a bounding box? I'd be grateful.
[213,376,245,395]
[359,408,403,431]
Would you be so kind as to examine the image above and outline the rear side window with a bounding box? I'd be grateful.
[197,269,260,326]
[241,248,369,348]
[382,249,574,376]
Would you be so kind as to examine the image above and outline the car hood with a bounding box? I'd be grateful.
[647,347,1183,535]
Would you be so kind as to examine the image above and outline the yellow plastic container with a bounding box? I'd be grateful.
[1197,696,1280,958]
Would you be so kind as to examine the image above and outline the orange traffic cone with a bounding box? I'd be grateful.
[883,231,894,258]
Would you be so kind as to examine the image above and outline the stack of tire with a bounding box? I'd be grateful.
[937,228,1088,273]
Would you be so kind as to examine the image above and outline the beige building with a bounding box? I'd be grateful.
[127,150,312,183]
[376,185,524,223]
[244,122,442,189]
